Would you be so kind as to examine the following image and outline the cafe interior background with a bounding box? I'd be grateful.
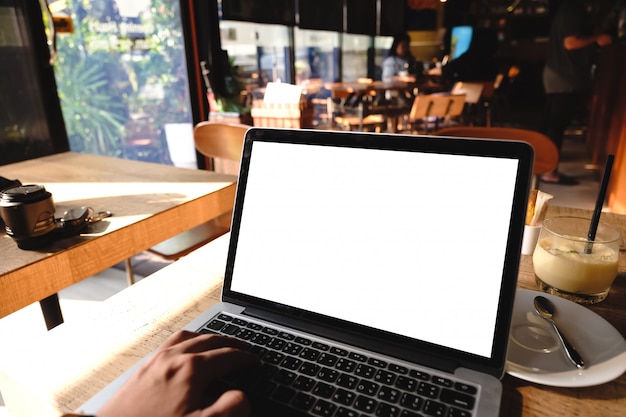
[2,0,625,301]
[2,4,625,254]
[1,0,626,414]
[3,0,623,168]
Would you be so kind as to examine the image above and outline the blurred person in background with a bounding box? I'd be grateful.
[541,0,613,185]
[382,33,418,81]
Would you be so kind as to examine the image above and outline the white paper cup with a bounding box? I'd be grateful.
[521,225,542,255]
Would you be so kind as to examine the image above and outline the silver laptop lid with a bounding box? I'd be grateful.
[222,128,533,378]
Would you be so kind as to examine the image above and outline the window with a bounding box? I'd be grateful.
[220,21,291,86]
[294,28,339,83]
[341,33,370,82]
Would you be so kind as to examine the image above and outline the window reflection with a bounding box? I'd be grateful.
[294,28,338,83]
[222,21,397,88]
[341,33,370,82]
[221,21,290,87]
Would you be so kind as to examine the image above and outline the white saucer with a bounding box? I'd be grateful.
[506,289,626,387]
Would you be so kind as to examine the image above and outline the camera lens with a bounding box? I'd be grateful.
[0,184,57,249]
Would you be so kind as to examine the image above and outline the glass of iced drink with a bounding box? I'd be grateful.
[533,216,621,304]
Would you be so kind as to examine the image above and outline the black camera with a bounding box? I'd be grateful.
[0,184,57,249]
[0,177,110,250]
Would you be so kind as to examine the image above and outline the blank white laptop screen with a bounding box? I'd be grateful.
[230,141,519,359]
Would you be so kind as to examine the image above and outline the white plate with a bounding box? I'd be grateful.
[506,289,626,387]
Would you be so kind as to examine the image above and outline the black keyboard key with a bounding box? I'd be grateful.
[375,369,397,385]
[368,358,387,368]
[293,375,316,391]
[388,364,408,374]
[274,369,297,385]
[337,407,360,417]
[357,379,380,396]
[355,363,376,378]
[263,327,279,335]
[232,318,248,326]
[295,336,312,345]
[454,382,478,395]
[354,395,378,413]
[448,407,472,417]
[250,345,268,359]
[300,362,321,376]
[332,388,356,406]
[318,353,338,366]
[271,385,295,403]
[205,319,226,331]
[217,314,233,321]
[312,342,330,351]
[247,322,263,330]
[378,386,400,403]
[431,376,453,388]
[376,402,400,417]
[440,388,475,410]
[235,328,255,340]
[251,333,271,345]
[281,356,303,370]
[264,351,285,365]
[221,324,240,335]
[312,399,337,417]
[278,331,295,340]
[300,347,321,361]
[423,400,446,417]
[396,376,417,391]
[337,373,358,389]
[418,382,440,399]
[335,358,357,372]
[349,352,368,362]
[318,367,340,383]
[400,393,423,411]
[400,411,421,417]
[409,369,430,380]
[313,382,335,398]
[292,392,316,411]
[330,346,349,356]
[267,338,287,350]
[258,363,279,381]
[283,342,303,355]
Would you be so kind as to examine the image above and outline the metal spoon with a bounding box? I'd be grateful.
[534,296,585,369]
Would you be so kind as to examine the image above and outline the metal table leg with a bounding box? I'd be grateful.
[39,293,64,330]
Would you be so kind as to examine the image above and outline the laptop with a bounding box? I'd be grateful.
[80,127,533,417]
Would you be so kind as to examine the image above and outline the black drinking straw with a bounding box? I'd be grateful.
[585,154,615,254]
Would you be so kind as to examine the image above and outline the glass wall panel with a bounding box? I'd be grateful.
[374,36,394,80]
[50,0,194,167]
[220,20,291,87]
[293,28,338,83]
[341,33,370,82]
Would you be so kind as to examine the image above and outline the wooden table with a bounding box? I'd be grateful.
[0,152,237,326]
[0,205,625,416]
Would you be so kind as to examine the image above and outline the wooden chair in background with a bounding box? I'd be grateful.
[327,84,386,132]
[125,122,249,284]
[434,126,559,189]
[451,81,484,126]
[406,93,466,133]
[451,77,504,127]
[194,121,249,174]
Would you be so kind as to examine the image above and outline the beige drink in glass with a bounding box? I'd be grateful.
[533,216,620,304]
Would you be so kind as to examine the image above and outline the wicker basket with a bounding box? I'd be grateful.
[251,100,314,129]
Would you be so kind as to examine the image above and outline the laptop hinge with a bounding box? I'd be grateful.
[241,306,460,374]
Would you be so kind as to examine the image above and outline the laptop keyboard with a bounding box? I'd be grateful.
[199,313,478,417]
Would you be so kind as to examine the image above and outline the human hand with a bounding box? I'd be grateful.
[97,331,259,417]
